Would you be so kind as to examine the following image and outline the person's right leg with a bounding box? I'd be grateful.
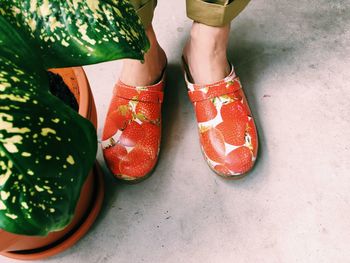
[120,0,166,86]
[102,0,166,182]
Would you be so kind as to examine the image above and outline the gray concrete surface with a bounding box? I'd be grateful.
[2,0,350,262]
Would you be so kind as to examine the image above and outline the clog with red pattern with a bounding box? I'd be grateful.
[102,77,164,182]
[185,64,258,179]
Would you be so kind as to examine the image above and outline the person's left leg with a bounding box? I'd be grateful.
[183,22,231,85]
[183,0,250,84]
[183,0,259,178]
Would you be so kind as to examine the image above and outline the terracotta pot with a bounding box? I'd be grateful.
[0,67,104,260]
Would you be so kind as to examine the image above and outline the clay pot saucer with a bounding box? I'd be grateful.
[0,163,104,261]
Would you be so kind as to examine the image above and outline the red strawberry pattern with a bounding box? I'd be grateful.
[102,78,164,181]
[200,127,226,164]
[186,65,258,178]
[195,100,218,122]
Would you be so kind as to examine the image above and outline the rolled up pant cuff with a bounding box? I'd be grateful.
[135,0,157,28]
[186,0,251,27]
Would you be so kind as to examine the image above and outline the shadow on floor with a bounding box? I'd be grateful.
[224,33,297,186]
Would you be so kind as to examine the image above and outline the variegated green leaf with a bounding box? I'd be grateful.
[0,0,149,68]
[0,57,97,236]
[0,0,149,236]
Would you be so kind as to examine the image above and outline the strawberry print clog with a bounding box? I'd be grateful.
[102,77,164,182]
[185,65,258,179]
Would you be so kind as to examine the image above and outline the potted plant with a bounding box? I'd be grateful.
[0,0,149,260]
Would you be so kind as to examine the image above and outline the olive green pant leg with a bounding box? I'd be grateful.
[129,0,157,28]
[186,0,251,27]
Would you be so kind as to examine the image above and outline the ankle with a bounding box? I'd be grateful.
[183,23,231,84]
[120,25,167,86]
[189,22,230,53]
[137,25,167,68]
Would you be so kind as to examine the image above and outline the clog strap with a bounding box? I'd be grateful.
[114,80,164,103]
[188,77,242,103]
[101,80,164,149]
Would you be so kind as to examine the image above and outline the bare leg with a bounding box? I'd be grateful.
[120,25,167,86]
[183,22,231,84]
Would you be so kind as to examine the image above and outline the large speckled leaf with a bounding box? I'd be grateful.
[0,0,149,67]
[0,0,148,236]
[0,56,97,236]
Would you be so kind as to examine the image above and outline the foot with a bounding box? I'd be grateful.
[183,22,259,178]
[120,25,167,86]
[102,79,164,182]
[102,24,166,182]
[183,22,231,85]
[185,70,258,178]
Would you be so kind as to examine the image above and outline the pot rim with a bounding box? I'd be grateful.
[72,67,91,121]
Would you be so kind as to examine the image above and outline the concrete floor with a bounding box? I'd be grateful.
[2,0,350,262]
